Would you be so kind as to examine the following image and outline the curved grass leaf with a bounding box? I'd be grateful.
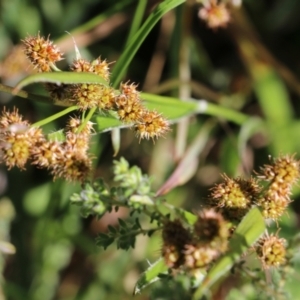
[13,72,109,93]
[133,258,168,295]
[111,0,186,87]
[192,207,265,299]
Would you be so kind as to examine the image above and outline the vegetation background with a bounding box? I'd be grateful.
[1,0,300,299]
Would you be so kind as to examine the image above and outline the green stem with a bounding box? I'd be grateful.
[31,106,79,128]
[77,107,97,133]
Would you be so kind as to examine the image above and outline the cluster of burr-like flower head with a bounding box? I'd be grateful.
[161,155,300,272]
[22,33,170,141]
[0,108,93,182]
[0,33,171,181]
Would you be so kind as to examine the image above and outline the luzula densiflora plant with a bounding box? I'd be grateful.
[1,30,300,298]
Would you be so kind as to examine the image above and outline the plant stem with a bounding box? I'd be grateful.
[31,106,79,128]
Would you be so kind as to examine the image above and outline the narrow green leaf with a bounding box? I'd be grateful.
[13,72,109,93]
[192,207,265,299]
[111,0,185,87]
[142,93,198,120]
[133,258,168,295]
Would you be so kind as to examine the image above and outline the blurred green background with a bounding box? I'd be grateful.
[1,0,300,299]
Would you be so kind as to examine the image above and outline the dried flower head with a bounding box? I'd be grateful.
[198,0,231,29]
[193,209,229,252]
[51,151,92,182]
[69,58,114,110]
[258,196,290,220]
[0,108,43,169]
[114,83,145,123]
[256,234,287,269]
[135,110,170,141]
[259,155,300,200]
[0,127,43,170]
[161,219,192,269]
[23,33,63,72]
[184,243,219,269]
[30,139,62,169]
[210,175,260,209]
[65,118,93,155]
[0,107,27,129]
[69,83,104,110]
[71,58,110,82]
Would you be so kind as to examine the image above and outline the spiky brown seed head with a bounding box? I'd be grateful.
[69,83,104,110]
[210,175,260,209]
[97,86,116,110]
[184,244,220,269]
[134,110,170,141]
[50,147,92,182]
[256,235,287,269]
[0,107,27,129]
[193,209,229,252]
[258,196,290,220]
[115,94,145,123]
[0,127,43,170]
[22,33,63,72]
[198,0,231,29]
[71,57,110,82]
[0,108,43,169]
[65,117,94,136]
[161,219,192,269]
[259,155,300,200]
[91,57,110,82]
[31,139,64,169]
[71,58,93,73]
[114,83,145,123]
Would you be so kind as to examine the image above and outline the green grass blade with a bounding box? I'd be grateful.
[13,72,109,93]
[125,0,148,47]
[111,0,185,87]
[192,207,265,299]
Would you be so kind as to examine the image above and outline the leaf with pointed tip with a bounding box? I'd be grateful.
[133,258,168,295]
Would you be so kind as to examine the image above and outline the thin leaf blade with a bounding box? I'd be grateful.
[14,72,109,93]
